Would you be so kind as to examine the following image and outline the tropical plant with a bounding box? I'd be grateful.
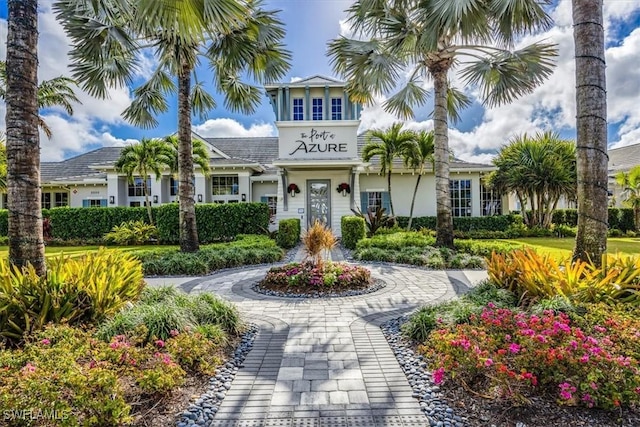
[302,220,337,268]
[329,0,557,248]
[104,220,158,245]
[615,166,640,231]
[115,138,172,224]
[403,130,435,231]
[572,0,608,266]
[5,0,45,275]
[351,206,395,237]
[0,60,81,139]
[55,0,291,253]
[361,123,415,216]
[163,135,210,178]
[487,132,576,229]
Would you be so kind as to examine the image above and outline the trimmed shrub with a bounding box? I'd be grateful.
[396,214,521,232]
[608,208,620,231]
[48,206,148,240]
[155,203,270,244]
[341,216,366,249]
[619,208,636,232]
[276,218,301,248]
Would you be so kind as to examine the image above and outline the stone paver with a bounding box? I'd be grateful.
[154,248,482,426]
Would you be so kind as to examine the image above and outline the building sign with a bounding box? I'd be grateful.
[278,123,358,160]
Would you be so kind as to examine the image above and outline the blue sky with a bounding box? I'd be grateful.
[1,1,640,163]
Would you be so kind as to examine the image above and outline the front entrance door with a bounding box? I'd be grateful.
[307,180,330,228]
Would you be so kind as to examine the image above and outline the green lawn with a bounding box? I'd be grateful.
[0,245,173,259]
[493,237,640,259]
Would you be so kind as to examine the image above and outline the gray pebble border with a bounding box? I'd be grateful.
[251,278,386,298]
[382,316,468,427]
[176,324,258,427]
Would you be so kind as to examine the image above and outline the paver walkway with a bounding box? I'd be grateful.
[147,249,487,427]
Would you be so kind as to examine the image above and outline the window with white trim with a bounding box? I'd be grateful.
[293,98,304,121]
[212,176,239,196]
[128,177,151,197]
[331,98,342,120]
[450,179,472,217]
[480,184,501,216]
[312,98,323,120]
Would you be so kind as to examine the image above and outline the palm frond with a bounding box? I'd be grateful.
[383,80,429,120]
[489,0,553,46]
[459,41,558,108]
[37,76,81,115]
[443,84,471,124]
[190,77,217,121]
[216,72,262,115]
[122,69,175,128]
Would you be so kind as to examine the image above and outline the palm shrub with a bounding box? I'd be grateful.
[0,249,144,345]
[104,220,158,245]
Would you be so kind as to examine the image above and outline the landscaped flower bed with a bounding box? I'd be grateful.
[257,261,376,296]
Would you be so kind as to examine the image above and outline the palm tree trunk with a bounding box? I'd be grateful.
[6,0,45,275]
[178,62,199,252]
[431,67,454,248]
[407,174,422,230]
[387,172,394,216]
[143,175,153,224]
[572,0,608,266]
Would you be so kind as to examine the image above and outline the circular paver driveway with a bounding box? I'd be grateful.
[172,264,472,427]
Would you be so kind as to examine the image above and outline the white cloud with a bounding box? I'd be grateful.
[193,118,276,138]
[290,76,303,83]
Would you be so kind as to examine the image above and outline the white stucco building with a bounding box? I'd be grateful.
[2,76,506,236]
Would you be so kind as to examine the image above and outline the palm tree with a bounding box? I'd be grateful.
[615,167,640,231]
[361,123,415,216]
[0,60,80,139]
[54,0,290,253]
[403,130,435,230]
[115,138,172,224]
[487,132,576,229]
[163,135,211,178]
[572,0,608,266]
[5,0,45,274]
[0,132,6,192]
[329,0,557,248]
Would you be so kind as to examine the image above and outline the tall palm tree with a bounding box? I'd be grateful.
[5,0,45,274]
[329,0,557,248]
[115,138,172,224]
[0,132,6,192]
[487,132,576,229]
[615,167,640,232]
[54,0,290,253]
[572,0,608,266]
[0,60,81,139]
[362,123,415,216]
[403,130,435,230]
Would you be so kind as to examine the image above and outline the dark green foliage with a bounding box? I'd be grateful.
[453,239,518,257]
[553,208,634,232]
[608,208,620,231]
[396,214,521,232]
[353,207,395,236]
[619,208,636,232]
[341,216,366,249]
[276,218,301,248]
[155,203,270,244]
[134,235,283,275]
[48,207,149,240]
[0,209,7,236]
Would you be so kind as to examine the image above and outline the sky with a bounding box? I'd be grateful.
[1,0,640,163]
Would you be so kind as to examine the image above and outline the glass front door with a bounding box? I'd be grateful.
[307,180,330,228]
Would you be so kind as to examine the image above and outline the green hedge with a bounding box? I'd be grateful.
[396,215,521,232]
[276,218,300,249]
[154,203,270,244]
[552,208,636,232]
[0,203,270,243]
[341,216,366,250]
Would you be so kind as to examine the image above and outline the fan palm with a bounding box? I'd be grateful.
[487,132,576,229]
[329,0,557,248]
[115,138,172,224]
[403,130,435,230]
[572,0,608,265]
[0,60,80,139]
[361,122,415,216]
[615,166,640,232]
[54,0,290,252]
[5,0,46,274]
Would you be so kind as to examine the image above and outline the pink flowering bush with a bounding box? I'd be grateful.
[261,261,372,291]
[420,305,640,409]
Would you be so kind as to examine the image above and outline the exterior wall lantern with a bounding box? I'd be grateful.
[153,195,158,204]
[336,183,351,197]
[197,194,203,203]
[287,183,300,198]
[109,196,115,204]
[241,193,247,202]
